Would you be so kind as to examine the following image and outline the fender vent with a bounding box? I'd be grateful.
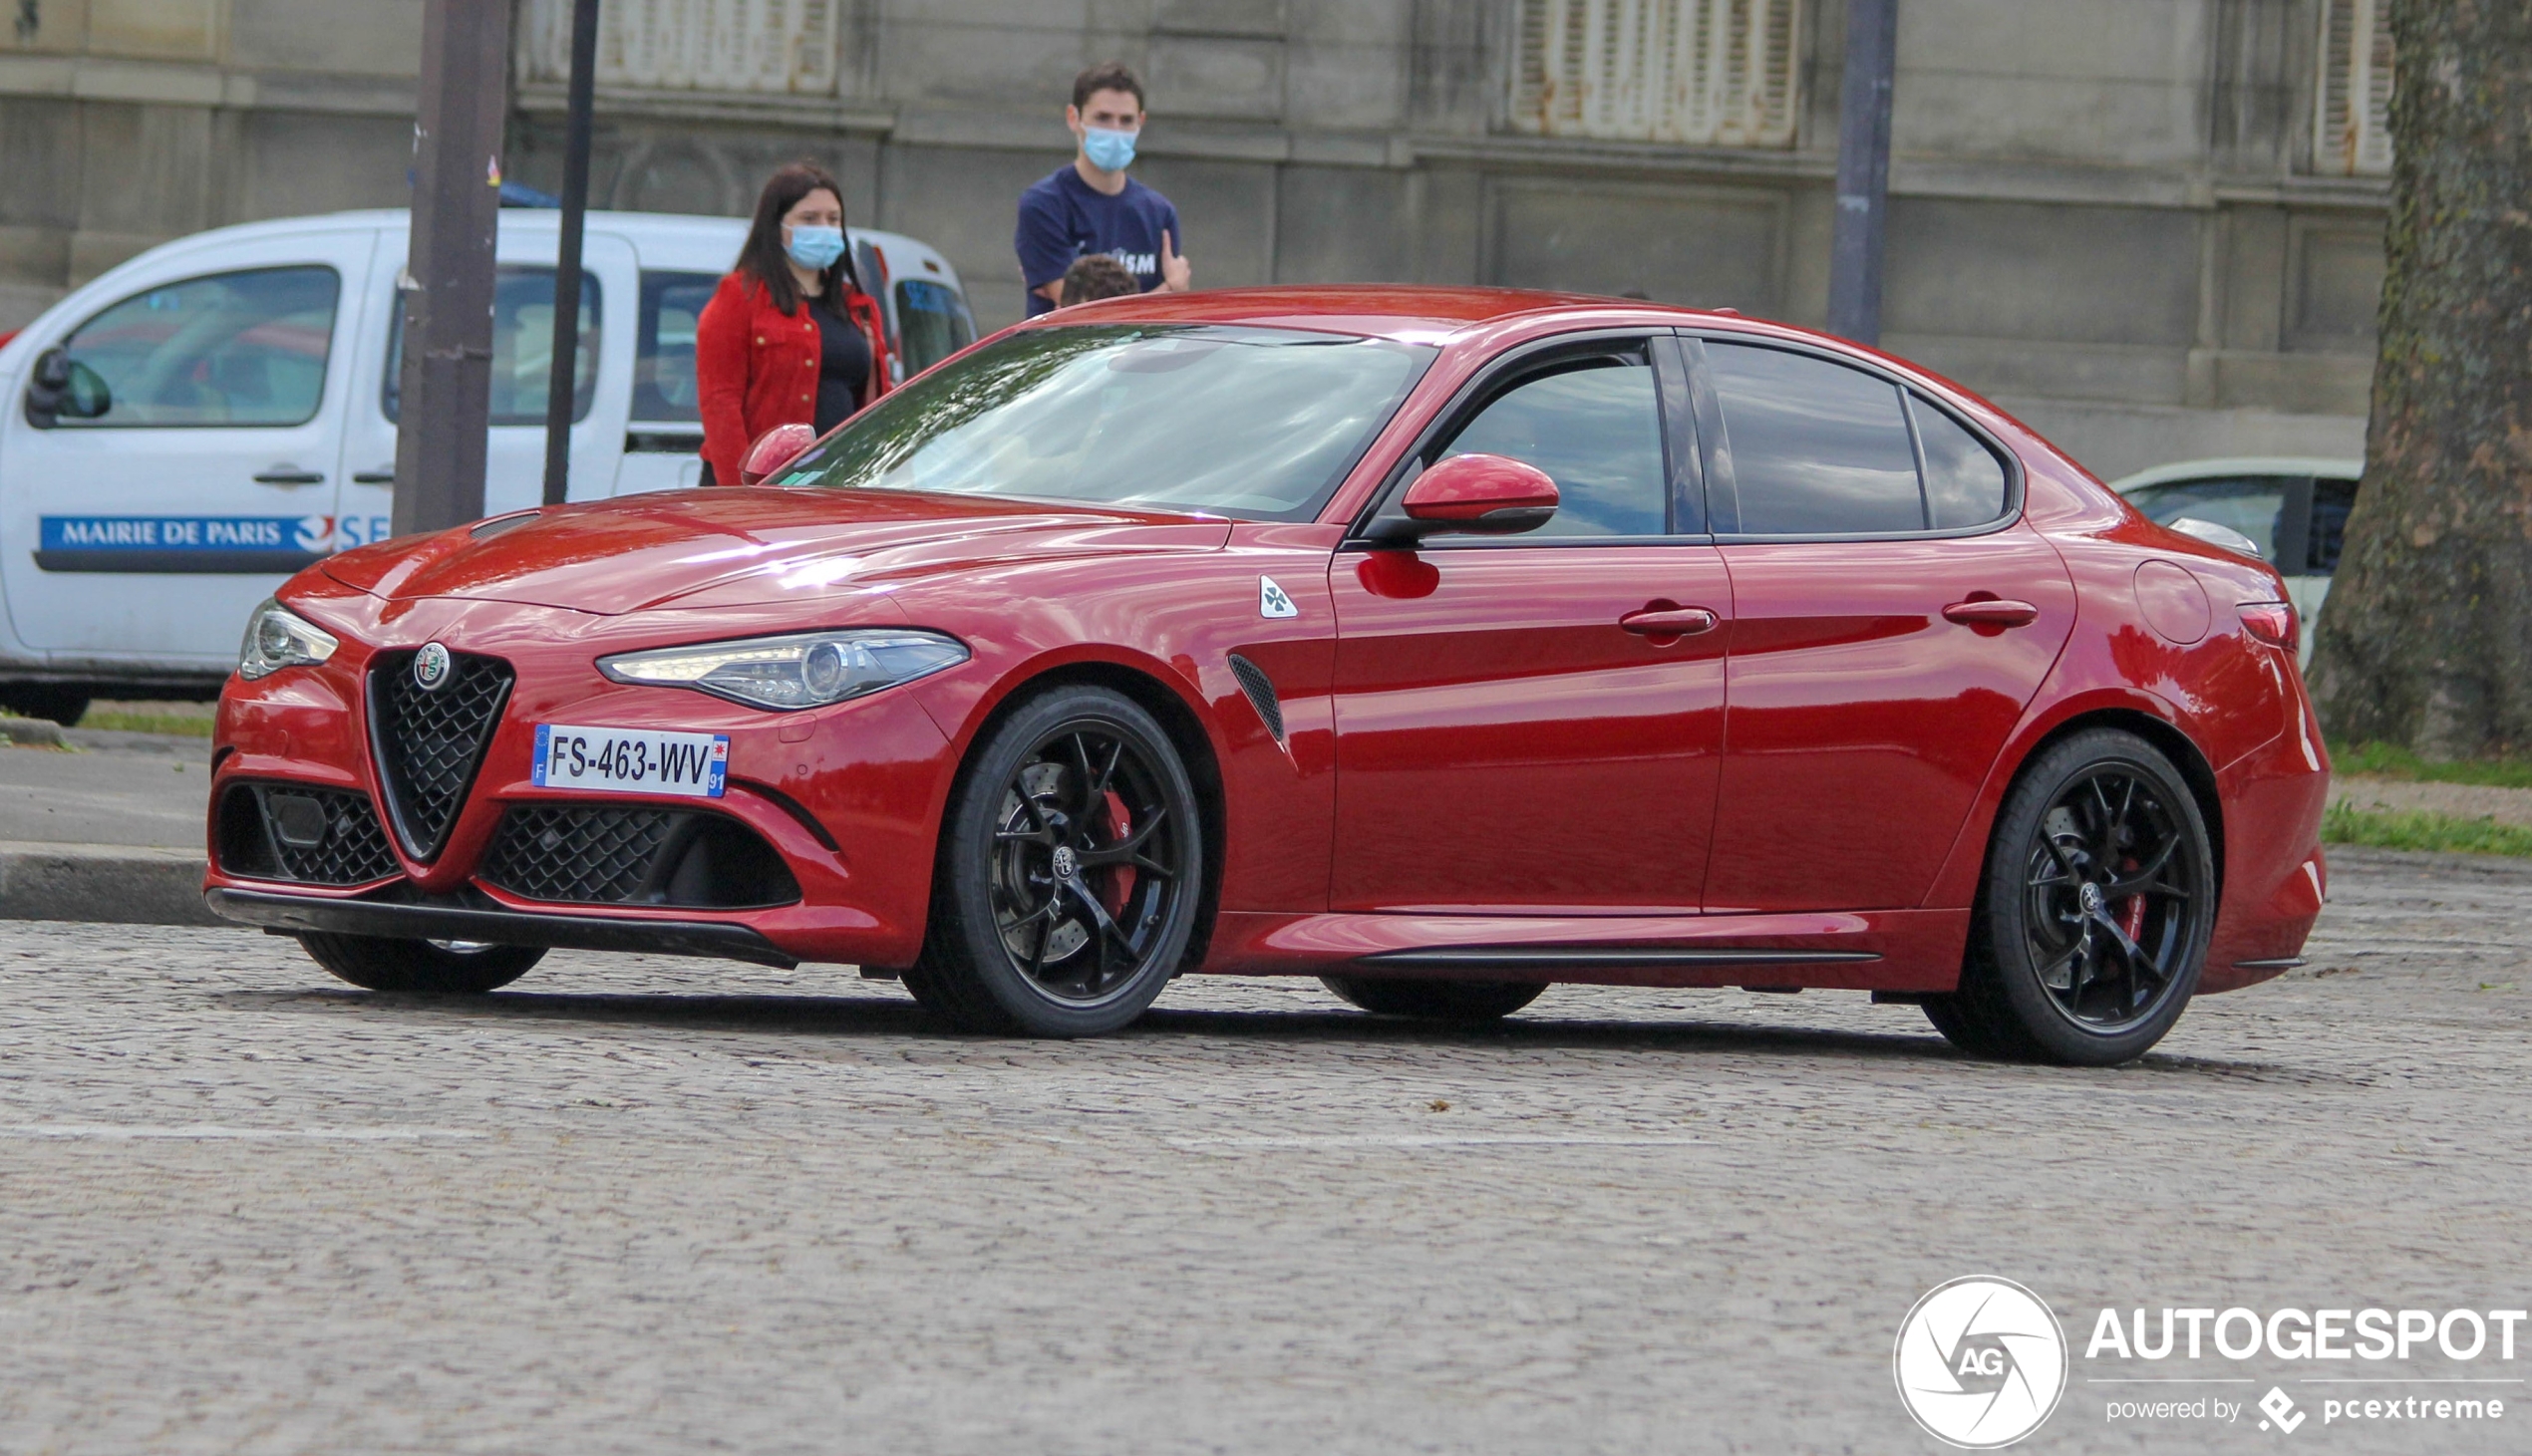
[1227,654,1284,741]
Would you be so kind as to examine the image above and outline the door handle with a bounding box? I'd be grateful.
[351,466,396,484]
[1942,598,2041,628]
[253,466,326,486]
[1619,606,1720,637]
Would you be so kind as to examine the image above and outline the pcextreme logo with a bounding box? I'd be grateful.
[1895,1277,2070,1448]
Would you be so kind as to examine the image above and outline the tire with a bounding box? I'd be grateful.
[911,686,1204,1036]
[1320,975,1547,1021]
[1945,728,2214,1065]
[298,932,542,995]
[0,686,90,728]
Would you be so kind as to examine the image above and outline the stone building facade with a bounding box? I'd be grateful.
[0,0,2391,477]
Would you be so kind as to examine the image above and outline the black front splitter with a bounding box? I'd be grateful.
[204,888,799,969]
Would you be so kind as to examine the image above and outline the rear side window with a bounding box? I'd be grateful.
[1706,342,1923,534]
[383,266,599,426]
[58,266,339,428]
[894,279,975,378]
[1911,396,2009,528]
[634,270,719,422]
[1437,357,1667,537]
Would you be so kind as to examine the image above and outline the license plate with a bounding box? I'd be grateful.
[531,724,729,798]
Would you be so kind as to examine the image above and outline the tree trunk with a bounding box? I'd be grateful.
[2306,0,2532,759]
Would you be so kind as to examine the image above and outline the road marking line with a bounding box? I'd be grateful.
[1170,1134,1706,1149]
[0,1124,484,1141]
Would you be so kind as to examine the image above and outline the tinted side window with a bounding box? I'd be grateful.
[383,266,600,426]
[1910,396,2009,528]
[2309,477,2357,574]
[634,270,718,422]
[894,279,975,377]
[61,266,339,429]
[1707,342,1922,534]
[2123,477,2285,563]
[1437,359,1666,537]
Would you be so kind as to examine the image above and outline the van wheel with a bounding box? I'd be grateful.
[1936,728,2213,1065]
[298,932,542,995]
[0,686,89,727]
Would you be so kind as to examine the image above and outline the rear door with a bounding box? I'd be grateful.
[1690,336,2076,914]
[0,227,372,662]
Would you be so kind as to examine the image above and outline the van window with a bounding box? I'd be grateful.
[1706,342,1924,535]
[894,278,975,377]
[383,267,599,425]
[2123,477,2286,563]
[2310,477,2357,574]
[57,266,338,429]
[634,270,719,422]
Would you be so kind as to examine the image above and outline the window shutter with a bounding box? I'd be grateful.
[1512,0,1801,146]
[523,0,840,96]
[2315,0,2394,175]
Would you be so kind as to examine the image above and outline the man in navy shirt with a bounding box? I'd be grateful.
[1015,61,1193,318]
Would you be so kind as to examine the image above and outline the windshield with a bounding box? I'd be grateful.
[769,324,1432,520]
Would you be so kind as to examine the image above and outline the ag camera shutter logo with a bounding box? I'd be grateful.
[1894,1277,2068,1448]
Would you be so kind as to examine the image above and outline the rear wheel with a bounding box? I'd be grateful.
[1928,728,2212,1064]
[297,932,542,995]
[911,686,1203,1036]
[0,685,90,727]
[1320,975,1547,1022]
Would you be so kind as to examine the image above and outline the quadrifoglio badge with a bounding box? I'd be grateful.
[1897,1280,2523,1446]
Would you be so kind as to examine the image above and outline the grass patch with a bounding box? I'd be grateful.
[75,702,216,736]
[2331,740,2532,790]
[2323,800,2532,857]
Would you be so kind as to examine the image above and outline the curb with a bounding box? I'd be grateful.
[0,717,66,748]
[0,841,222,927]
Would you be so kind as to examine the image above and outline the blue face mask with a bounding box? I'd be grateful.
[1082,126,1137,173]
[785,224,846,271]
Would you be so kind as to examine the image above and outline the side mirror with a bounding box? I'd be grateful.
[24,349,110,429]
[2166,515,2265,561]
[738,423,818,485]
[1373,453,1560,544]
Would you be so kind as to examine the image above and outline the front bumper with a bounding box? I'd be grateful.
[206,886,797,967]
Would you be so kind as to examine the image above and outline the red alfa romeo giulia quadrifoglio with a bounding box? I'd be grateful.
[205,287,2328,1062]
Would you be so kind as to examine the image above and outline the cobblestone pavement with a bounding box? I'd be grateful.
[1,848,2526,1454]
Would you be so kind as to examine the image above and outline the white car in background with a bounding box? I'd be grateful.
[0,209,975,723]
[2111,455,2363,667]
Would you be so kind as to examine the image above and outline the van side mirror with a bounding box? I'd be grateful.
[24,348,110,429]
[1369,453,1561,545]
[738,423,818,485]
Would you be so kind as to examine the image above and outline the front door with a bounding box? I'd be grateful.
[1330,335,1729,914]
[1690,337,2076,914]
[0,227,375,663]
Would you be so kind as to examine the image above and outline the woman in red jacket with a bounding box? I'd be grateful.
[695,161,892,484]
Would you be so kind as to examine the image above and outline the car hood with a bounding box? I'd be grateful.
[319,488,1234,615]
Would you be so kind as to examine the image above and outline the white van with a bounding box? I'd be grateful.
[0,209,975,722]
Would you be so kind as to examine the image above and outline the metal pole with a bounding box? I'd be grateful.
[394,0,510,536]
[1827,0,1896,345]
[541,0,599,507]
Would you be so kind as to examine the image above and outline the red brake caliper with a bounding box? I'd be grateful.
[2118,860,2146,944]
[1099,790,1135,918]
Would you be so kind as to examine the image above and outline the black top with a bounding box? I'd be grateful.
[810,294,872,434]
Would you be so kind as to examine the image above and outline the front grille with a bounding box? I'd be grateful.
[479,803,801,909]
[216,782,401,887]
[369,649,512,860]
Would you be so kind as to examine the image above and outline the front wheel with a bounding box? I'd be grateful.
[1929,728,2213,1065]
[1320,975,1547,1022]
[297,932,543,994]
[912,686,1204,1036]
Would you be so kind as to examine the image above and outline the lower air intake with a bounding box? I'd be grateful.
[479,803,801,909]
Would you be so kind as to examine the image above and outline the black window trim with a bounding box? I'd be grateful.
[1341,327,1711,550]
[49,263,346,433]
[1683,330,2026,544]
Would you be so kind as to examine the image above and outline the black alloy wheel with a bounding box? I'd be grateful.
[911,686,1203,1035]
[1320,975,1547,1022]
[1926,728,2212,1065]
[297,932,543,995]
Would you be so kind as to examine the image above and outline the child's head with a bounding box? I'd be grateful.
[1060,254,1139,308]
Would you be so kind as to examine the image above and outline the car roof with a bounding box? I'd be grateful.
[1036,284,1755,343]
[2108,456,2366,491]
[104,208,946,278]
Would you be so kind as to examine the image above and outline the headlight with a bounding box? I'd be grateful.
[237,599,339,681]
[597,629,968,711]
